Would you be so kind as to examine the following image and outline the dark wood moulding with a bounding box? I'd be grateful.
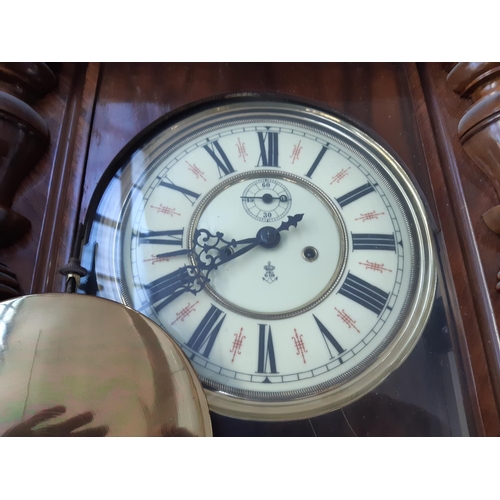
[446,62,500,235]
[0,90,49,247]
[0,62,57,300]
[0,62,498,435]
[0,62,57,251]
[0,63,57,104]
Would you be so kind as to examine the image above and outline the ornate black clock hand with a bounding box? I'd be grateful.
[155,230,233,260]
[156,214,304,260]
[155,229,232,260]
[143,265,209,312]
[145,214,304,310]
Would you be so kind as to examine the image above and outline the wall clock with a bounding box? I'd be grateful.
[2,63,495,435]
[81,94,436,421]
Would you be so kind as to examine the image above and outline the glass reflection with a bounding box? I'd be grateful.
[2,405,195,437]
[0,295,211,437]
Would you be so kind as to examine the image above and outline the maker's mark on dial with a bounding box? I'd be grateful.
[242,178,292,223]
[262,261,278,284]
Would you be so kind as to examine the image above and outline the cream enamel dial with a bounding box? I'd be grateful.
[82,96,436,420]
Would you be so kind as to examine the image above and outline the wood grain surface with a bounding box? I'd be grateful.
[77,63,478,436]
[447,63,500,235]
[79,63,434,223]
[1,62,498,435]
[419,63,500,435]
[0,63,100,295]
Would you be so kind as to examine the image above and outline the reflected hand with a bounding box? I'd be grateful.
[2,405,109,437]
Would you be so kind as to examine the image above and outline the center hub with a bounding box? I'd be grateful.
[257,226,281,248]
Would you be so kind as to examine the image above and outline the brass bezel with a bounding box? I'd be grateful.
[84,97,437,421]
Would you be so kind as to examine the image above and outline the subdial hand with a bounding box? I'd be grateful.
[241,194,289,203]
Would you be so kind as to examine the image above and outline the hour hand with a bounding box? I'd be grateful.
[155,229,239,262]
[156,214,304,264]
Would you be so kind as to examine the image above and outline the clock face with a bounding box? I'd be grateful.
[82,95,436,420]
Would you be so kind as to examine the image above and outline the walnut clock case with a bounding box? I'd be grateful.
[5,63,489,436]
[80,94,438,422]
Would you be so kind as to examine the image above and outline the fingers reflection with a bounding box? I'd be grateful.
[2,406,110,437]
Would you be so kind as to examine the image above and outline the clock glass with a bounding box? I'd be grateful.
[82,95,436,420]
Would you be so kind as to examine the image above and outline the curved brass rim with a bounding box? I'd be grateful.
[85,97,436,420]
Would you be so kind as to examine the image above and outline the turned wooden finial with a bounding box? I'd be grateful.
[0,261,21,300]
[446,62,500,234]
[0,63,55,248]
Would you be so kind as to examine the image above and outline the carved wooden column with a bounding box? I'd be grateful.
[0,63,56,298]
[446,63,500,233]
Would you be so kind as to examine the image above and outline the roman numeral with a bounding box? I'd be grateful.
[257,131,279,167]
[186,304,225,358]
[352,233,396,252]
[159,181,200,205]
[257,324,278,375]
[338,272,389,315]
[203,141,235,177]
[313,315,345,359]
[305,146,327,177]
[138,229,183,246]
[143,267,194,312]
[336,183,375,208]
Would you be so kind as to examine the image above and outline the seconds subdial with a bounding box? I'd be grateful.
[242,178,292,222]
